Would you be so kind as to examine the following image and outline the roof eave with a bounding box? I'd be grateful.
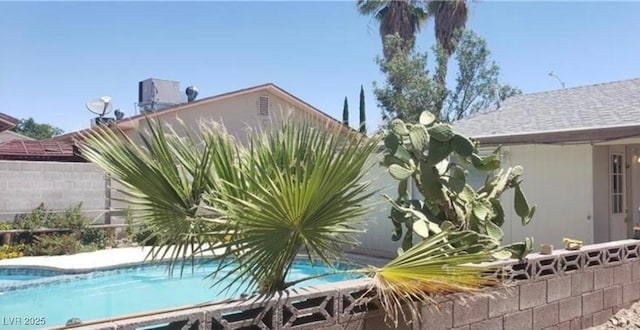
[53,83,349,142]
[473,124,640,146]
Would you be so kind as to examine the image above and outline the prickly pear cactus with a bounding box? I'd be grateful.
[382,111,536,259]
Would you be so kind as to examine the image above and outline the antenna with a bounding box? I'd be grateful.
[548,71,566,89]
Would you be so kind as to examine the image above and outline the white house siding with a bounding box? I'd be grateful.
[497,144,594,248]
[592,145,610,243]
[356,144,596,256]
[354,152,403,257]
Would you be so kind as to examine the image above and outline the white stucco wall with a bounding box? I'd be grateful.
[497,144,594,248]
[354,152,403,257]
[356,144,597,256]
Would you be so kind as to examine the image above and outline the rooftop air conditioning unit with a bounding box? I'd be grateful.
[137,78,182,113]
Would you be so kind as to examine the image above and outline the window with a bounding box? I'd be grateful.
[611,154,624,214]
[258,96,270,116]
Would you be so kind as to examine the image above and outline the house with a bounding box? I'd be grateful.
[49,80,409,256]
[48,81,392,232]
[0,112,81,162]
[0,113,33,143]
[54,82,348,145]
[454,78,640,248]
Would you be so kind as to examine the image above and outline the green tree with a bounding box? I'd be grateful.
[356,0,428,60]
[443,30,522,121]
[11,118,64,140]
[373,35,442,122]
[374,31,519,123]
[342,97,349,127]
[359,85,367,134]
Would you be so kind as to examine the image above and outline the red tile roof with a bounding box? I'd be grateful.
[0,139,85,162]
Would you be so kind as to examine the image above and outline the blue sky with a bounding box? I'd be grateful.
[1,1,639,133]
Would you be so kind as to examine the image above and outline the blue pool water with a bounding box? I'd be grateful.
[0,274,50,285]
[0,261,356,329]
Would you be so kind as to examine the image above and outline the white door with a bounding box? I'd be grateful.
[610,146,628,240]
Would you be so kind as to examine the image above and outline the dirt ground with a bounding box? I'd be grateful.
[589,302,640,329]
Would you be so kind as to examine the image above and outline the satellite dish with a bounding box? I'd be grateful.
[86,96,113,116]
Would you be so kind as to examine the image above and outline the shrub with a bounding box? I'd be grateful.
[13,203,58,230]
[23,234,81,256]
[0,222,13,231]
[56,203,90,229]
[124,209,136,241]
[134,227,157,246]
[14,203,91,230]
[0,244,23,259]
[81,228,109,249]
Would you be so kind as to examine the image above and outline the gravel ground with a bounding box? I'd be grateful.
[589,302,640,329]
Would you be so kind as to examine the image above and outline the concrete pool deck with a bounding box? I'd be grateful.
[0,247,167,271]
[0,247,390,271]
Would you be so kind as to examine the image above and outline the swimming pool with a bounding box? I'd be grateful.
[0,261,356,329]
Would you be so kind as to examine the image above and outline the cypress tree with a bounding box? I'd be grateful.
[342,97,349,127]
[359,85,366,134]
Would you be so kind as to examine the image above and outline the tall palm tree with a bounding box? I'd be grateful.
[428,0,469,111]
[357,0,428,61]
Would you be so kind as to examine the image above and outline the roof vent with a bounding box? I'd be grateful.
[186,86,199,102]
[114,109,125,120]
[258,96,270,116]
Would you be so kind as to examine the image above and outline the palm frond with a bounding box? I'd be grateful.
[356,0,388,15]
[362,231,501,326]
[203,120,381,293]
[78,118,237,273]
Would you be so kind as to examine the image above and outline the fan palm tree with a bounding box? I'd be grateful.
[357,0,428,61]
[80,118,381,292]
[79,116,503,324]
[428,0,469,111]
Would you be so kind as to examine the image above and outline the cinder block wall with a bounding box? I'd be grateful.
[0,160,107,222]
[419,253,638,330]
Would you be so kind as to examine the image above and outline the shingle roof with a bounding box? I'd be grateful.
[453,78,640,139]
